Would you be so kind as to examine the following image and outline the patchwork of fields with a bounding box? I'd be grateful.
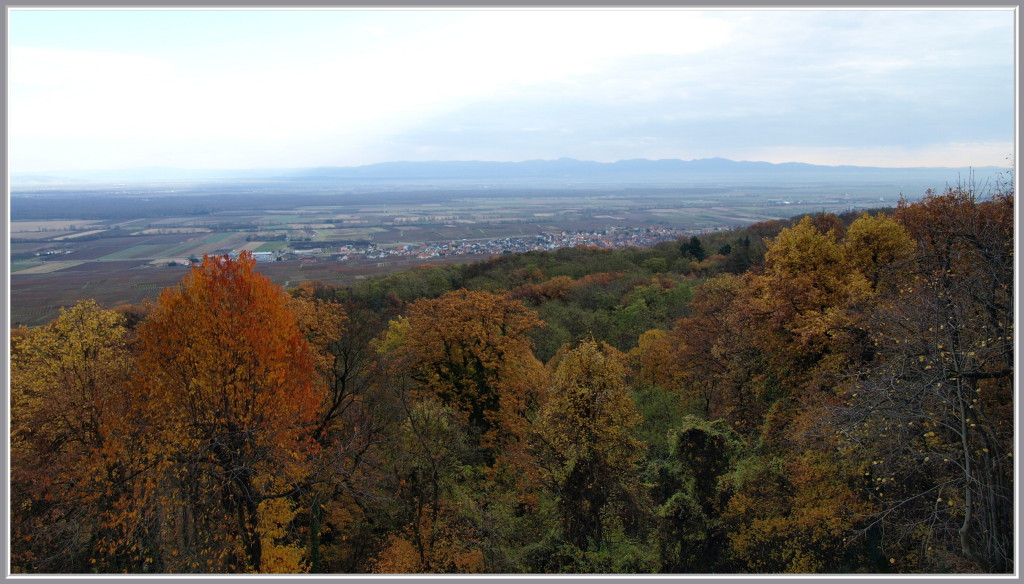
[10,184,900,326]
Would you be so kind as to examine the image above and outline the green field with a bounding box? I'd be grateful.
[161,231,237,257]
[314,227,389,239]
[13,261,85,274]
[255,241,290,252]
[100,245,162,260]
[10,262,41,273]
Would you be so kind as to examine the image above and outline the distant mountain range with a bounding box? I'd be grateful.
[10,157,1009,186]
[291,157,828,180]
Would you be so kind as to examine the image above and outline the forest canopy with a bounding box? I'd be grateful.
[9,180,1014,574]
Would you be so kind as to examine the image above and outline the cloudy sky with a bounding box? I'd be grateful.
[8,8,1016,172]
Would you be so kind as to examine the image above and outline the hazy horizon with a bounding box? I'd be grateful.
[10,154,1014,180]
[9,8,1016,173]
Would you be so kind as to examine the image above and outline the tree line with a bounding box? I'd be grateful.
[9,181,1013,574]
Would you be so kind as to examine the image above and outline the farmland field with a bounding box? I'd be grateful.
[10,180,913,326]
[9,220,106,233]
[254,241,290,252]
[12,261,85,274]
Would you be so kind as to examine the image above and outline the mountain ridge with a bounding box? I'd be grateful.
[11,157,1009,185]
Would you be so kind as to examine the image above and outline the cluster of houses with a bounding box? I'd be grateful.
[403,227,694,260]
[229,226,694,264]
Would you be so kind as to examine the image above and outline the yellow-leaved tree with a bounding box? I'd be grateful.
[371,289,548,573]
[10,301,136,572]
[377,288,546,460]
[533,340,647,554]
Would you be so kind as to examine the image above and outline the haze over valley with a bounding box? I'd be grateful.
[11,156,1008,326]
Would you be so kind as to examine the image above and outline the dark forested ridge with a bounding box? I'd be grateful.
[9,180,1014,574]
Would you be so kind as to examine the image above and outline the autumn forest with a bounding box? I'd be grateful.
[9,182,1015,574]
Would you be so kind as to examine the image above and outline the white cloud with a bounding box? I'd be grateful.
[10,45,176,87]
[13,9,738,168]
[8,9,1014,171]
[8,45,210,141]
[359,24,394,38]
[9,46,183,138]
[421,10,734,92]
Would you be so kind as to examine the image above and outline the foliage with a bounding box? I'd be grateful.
[129,252,322,572]
[10,301,136,572]
[532,340,648,551]
[833,183,1014,573]
[375,289,546,457]
[720,450,869,573]
[10,184,1013,575]
[654,417,741,573]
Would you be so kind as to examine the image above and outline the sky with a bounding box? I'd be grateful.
[7,7,1017,172]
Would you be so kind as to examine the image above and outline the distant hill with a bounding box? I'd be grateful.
[284,157,1005,182]
[11,157,1009,187]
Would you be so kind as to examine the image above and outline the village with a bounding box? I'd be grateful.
[242,225,698,264]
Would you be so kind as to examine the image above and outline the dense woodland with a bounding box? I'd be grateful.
[9,182,1014,574]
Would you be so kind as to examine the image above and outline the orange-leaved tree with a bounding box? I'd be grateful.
[130,252,323,573]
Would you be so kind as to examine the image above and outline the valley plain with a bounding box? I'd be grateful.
[8,173,954,326]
